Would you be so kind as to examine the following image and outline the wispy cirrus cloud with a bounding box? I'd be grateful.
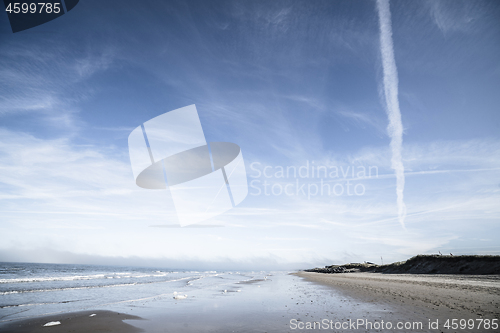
[0,41,115,132]
[427,0,484,35]
[336,109,386,135]
[1,123,499,264]
[1,0,498,267]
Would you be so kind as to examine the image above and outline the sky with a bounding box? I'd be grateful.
[0,0,499,270]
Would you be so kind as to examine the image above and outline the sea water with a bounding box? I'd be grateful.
[1,262,401,332]
[0,262,266,323]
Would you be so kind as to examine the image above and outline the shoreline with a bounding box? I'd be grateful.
[2,271,499,332]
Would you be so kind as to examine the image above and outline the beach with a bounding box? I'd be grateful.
[1,262,499,332]
[297,271,500,331]
[1,268,372,333]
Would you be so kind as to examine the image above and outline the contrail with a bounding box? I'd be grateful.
[376,0,407,229]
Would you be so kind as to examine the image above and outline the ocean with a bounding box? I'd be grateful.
[0,262,396,332]
[0,262,271,324]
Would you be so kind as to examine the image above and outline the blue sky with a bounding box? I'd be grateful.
[0,0,499,269]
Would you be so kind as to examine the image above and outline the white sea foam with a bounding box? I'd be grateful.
[0,271,172,284]
[0,276,197,295]
[173,294,187,300]
[43,321,61,327]
[0,274,107,284]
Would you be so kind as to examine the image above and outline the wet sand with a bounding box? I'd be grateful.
[0,310,143,333]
